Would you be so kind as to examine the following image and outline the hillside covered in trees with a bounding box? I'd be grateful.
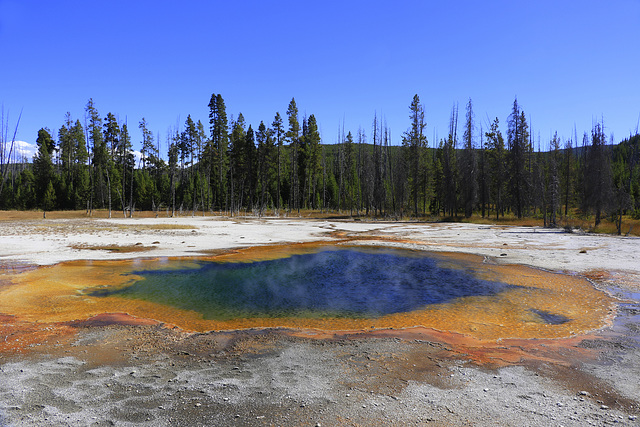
[1,94,639,234]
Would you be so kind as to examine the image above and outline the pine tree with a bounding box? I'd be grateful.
[139,118,156,170]
[286,98,300,212]
[547,132,561,226]
[181,115,198,213]
[357,128,372,215]
[268,113,284,212]
[139,118,163,212]
[402,94,427,217]
[441,105,459,216]
[195,120,208,214]
[304,114,322,209]
[507,98,530,218]
[168,132,179,217]
[460,98,477,218]
[58,113,75,189]
[228,114,248,213]
[85,99,107,213]
[562,136,575,217]
[208,93,229,211]
[256,121,271,214]
[57,115,72,208]
[485,117,506,219]
[584,122,612,228]
[478,126,488,218]
[343,131,357,214]
[71,119,89,210]
[102,112,121,217]
[103,113,120,160]
[118,123,135,216]
[372,113,386,216]
[244,124,257,210]
[33,128,56,215]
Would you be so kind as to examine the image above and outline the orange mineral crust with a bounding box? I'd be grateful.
[0,246,616,342]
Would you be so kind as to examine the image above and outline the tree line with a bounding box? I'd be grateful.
[1,94,639,233]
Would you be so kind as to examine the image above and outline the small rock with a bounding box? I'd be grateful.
[578,390,590,396]
[600,405,609,410]
[630,415,637,421]
[195,403,201,407]
[483,388,489,392]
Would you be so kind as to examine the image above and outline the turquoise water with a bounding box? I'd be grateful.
[95,247,513,320]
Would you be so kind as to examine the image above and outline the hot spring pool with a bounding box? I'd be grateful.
[1,244,612,339]
[91,247,513,320]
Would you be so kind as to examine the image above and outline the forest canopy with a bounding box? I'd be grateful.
[1,94,639,234]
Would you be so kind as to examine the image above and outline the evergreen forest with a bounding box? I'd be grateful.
[1,94,639,235]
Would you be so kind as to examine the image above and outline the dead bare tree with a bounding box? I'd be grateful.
[0,108,22,199]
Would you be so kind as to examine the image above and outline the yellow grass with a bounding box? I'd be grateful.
[1,209,638,236]
[0,210,199,221]
[70,243,157,253]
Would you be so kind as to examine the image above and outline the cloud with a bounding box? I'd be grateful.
[2,140,35,162]
[132,150,143,166]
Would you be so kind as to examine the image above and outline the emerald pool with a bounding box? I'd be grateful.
[93,247,512,320]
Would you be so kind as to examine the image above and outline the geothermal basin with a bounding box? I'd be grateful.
[1,217,639,426]
[0,243,614,341]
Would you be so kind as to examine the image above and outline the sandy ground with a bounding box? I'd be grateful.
[0,215,639,426]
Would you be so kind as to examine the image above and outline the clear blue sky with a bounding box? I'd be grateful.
[1,0,639,161]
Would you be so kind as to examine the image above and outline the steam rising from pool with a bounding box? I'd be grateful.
[96,247,514,320]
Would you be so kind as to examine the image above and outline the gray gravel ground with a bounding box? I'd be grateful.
[0,313,639,426]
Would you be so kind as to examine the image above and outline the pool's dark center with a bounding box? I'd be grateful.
[94,247,517,320]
